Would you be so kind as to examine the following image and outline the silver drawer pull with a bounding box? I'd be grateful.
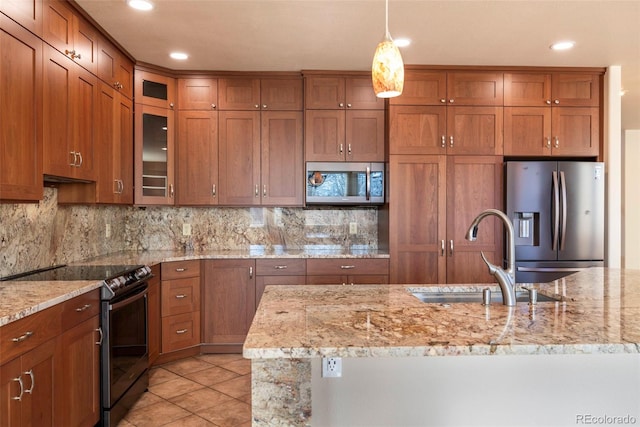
[175,294,187,299]
[12,377,24,401]
[340,265,355,269]
[75,304,91,312]
[274,265,288,269]
[176,329,188,334]
[175,268,186,272]
[24,370,34,394]
[12,331,34,343]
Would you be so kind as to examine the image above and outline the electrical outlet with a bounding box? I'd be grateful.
[322,357,342,378]
[349,222,357,235]
[182,223,192,236]
[105,223,111,238]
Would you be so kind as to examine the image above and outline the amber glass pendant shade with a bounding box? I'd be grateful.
[371,0,404,98]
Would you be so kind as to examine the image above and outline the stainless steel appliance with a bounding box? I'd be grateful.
[505,161,605,282]
[306,162,384,205]
[1,264,153,427]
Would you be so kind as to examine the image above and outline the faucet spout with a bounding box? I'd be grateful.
[466,209,516,306]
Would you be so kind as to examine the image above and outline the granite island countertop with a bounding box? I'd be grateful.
[243,268,640,358]
[0,246,388,327]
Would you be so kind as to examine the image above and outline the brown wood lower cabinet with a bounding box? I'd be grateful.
[305,258,389,285]
[202,259,256,351]
[147,264,161,365]
[255,259,306,304]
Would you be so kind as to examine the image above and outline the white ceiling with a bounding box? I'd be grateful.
[76,0,640,130]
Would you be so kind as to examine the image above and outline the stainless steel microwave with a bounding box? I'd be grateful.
[306,162,384,205]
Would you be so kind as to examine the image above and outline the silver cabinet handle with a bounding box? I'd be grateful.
[211,103,216,109]
[546,137,551,148]
[338,102,344,108]
[346,103,352,108]
[554,136,559,148]
[274,265,288,269]
[347,143,352,155]
[262,104,267,109]
[12,377,24,401]
[69,151,77,166]
[170,184,174,198]
[119,180,124,194]
[554,99,560,105]
[12,331,33,343]
[546,100,551,105]
[254,104,260,109]
[23,370,34,394]
[175,294,186,299]
[441,135,446,148]
[249,266,253,278]
[449,136,454,148]
[255,184,259,197]
[212,184,216,197]
[340,265,355,269]
[449,99,454,103]
[449,240,454,256]
[170,102,174,109]
[339,144,343,154]
[75,304,91,312]
[175,268,187,272]
[176,329,188,334]
[440,98,446,104]
[96,327,103,345]
[263,185,267,197]
[114,179,120,194]
[441,240,445,256]
[76,151,83,167]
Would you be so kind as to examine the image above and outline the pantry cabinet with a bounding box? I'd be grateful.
[0,16,43,202]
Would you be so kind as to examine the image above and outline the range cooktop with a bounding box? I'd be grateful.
[0,264,143,282]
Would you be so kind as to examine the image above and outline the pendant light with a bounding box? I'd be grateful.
[371,0,404,98]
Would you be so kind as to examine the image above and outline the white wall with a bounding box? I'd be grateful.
[624,129,640,268]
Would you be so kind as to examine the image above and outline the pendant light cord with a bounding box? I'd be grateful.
[385,0,390,39]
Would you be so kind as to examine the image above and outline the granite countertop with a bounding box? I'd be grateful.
[0,246,388,327]
[243,268,640,358]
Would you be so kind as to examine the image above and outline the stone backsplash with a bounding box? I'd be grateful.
[0,188,379,277]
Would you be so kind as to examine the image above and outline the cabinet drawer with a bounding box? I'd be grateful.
[161,260,200,280]
[306,258,389,276]
[161,277,200,316]
[0,304,62,365]
[256,259,306,276]
[61,289,100,330]
[161,312,200,353]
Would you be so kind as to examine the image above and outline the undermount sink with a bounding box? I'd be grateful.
[411,289,562,305]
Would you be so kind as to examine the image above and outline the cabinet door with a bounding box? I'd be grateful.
[0,357,22,426]
[98,37,133,99]
[147,265,161,365]
[261,111,303,206]
[21,338,58,427]
[389,106,446,155]
[115,94,134,203]
[178,78,218,110]
[202,260,256,345]
[72,14,97,74]
[305,76,345,109]
[256,275,305,306]
[504,107,552,156]
[447,106,503,155]
[446,156,503,284]
[551,107,599,156]
[218,111,261,205]
[551,73,600,107]
[345,77,384,110]
[389,70,447,106]
[389,155,446,284]
[176,110,219,205]
[0,0,42,36]
[134,104,175,205]
[345,110,385,161]
[447,72,503,106]
[71,64,97,181]
[59,316,100,427]
[43,0,73,56]
[504,73,551,107]
[218,78,260,110]
[261,78,303,110]
[95,83,117,202]
[135,70,176,109]
[304,109,345,161]
[0,17,43,201]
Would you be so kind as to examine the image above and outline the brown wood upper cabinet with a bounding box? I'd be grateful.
[0,0,43,36]
[97,36,134,99]
[305,76,384,110]
[0,16,43,202]
[504,72,600,156]
[135,70,176,109]
[390,70,503,106]
[43,0,98,74]
[178,78,218,110]
[218,77,302,110]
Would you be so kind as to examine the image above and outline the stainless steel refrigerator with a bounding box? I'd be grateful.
[505,161,605,283]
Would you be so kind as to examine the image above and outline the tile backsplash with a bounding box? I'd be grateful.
[0,188,378,277]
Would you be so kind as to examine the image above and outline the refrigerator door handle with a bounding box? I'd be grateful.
[559,171,567,251]
[552,171,560,251]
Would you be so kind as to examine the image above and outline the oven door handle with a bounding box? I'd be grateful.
[109,286,148,311]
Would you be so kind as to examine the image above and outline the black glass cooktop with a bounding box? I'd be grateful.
[0,264,142,282]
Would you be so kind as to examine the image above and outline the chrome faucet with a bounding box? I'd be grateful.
[465,209,516,306]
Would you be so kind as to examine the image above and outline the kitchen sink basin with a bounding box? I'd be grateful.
[411,289,562,304]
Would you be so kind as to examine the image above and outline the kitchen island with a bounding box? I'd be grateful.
[243,268,640,426]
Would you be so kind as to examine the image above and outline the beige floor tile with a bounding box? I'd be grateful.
[237,393,251,405]
[149,367,183,385]
[218,359,251,376]
[116,418,135,427]
[149,376,205,400]
[169,387,234,413]
[162,357,215,376]
[129,390,164,411]
[210,375,252,399]
[184,365,240,387]
[124,400,191,426]
[161,414,218,426]
[197,399,251,427]
[195,353,246,366]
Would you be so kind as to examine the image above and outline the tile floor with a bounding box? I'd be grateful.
[117,354,252,427]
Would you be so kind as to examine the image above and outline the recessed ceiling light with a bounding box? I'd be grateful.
[394,38,411,48]
[170,52,189,60]
[550,41,575,51]
[127,0,153,11]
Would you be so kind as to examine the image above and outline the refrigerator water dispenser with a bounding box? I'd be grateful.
[514,212,538,246]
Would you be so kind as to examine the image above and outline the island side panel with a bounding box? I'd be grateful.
[251,358,312,426]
